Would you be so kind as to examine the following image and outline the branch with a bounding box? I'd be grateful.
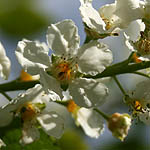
[0,79,40,91]
[83,60,150,79]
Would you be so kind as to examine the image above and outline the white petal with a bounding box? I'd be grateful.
[138,111,150,125]
[133,80,150,104]
[77,108,104,138]
[0,139,6,148]
[79,0,106,32]
[78,41,113,75]
[124,20,145,41]
[69,78,109,107]
[0,84,43,127]
[124,32,135,52]
[99,3,116,21]
[39,69,63,99]
[20,121,40,145]
[37,111,64,138]
[15,39,50,75]
[99,0,143,29]
[47,20,80,56]
[0,109,13,127]
[0,42,11,80]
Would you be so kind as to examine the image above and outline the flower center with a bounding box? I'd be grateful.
[20,103,37,122]
[133,100,143,112]
[132,53,142,63]
[51,55,78,84]
[134,31,150,56]
[102,18,112,30]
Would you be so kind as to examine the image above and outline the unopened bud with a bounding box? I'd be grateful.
[108,113,131,141]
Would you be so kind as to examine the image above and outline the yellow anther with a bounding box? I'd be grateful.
[132,53,142,63]
[56,63,73,81]
[134,100,143,112]
[19,70,39,82]
[67,100,79,113]
[20,70,34,81]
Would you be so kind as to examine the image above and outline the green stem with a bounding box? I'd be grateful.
[132,71,150,79]
[113,76,127,96]
[0,91,12,101]
[83,60,150,79]
[0,79,40,91]
[84,36,92,44]
[94,108,110,121]
[127,52,134,63]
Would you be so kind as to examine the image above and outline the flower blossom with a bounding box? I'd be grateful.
[123,19,150,61]
[0,84,64,145]
[79,0,119,39]
[123,1,150,61]
[0,42,11,80]
[79,0,143,39]
[99,0,143,30]
[15,19,113,108]
[67,100,104,138]
[126,80,150,125]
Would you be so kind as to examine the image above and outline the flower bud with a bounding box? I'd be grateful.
[108,113,131,141]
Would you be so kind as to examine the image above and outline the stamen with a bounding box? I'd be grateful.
[67,100,79,113]
[135,33,150,55]
[51,54,78,84]
[20,103,37,122]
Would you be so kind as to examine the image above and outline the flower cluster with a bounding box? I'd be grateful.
[1,0,150,148]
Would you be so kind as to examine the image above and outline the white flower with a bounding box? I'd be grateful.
[79,0,143,39]
[15,19,113,108]
[0,84,64,145]
[0,42,11,80]
[99,0,143,30]
[123,20,150,61]
[123,1,150,61]
[67,100,104,138]
[79,0,119,39]
[108,113,132,141]
[126,80,150,125]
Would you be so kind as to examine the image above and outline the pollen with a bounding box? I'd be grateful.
[56,63,72,81]
[134,100,143,112]
[51,55,78,84]
[132,53,142,63]
[19,70,39,82]
[135,32,150,56]
[20,103,37,122]
[20,70,34,81]
[67,100,79,113]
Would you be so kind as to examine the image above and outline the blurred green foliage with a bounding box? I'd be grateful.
[96,140,150,150]
[0,117,88,150]
[0,118,60,150]
[0,0,52,38]
[58,129,88,150]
